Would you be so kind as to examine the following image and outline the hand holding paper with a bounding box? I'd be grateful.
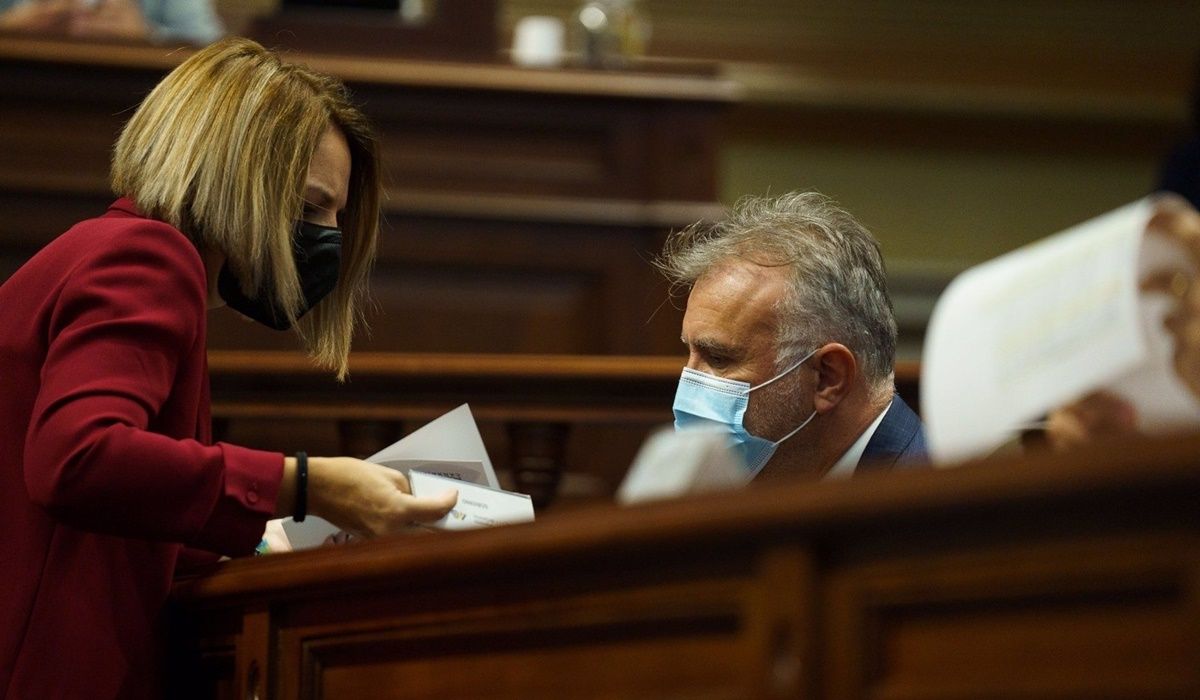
[1140,196,1200,398]
[408,471,533,530]
[306,457,458,538]
[922,194,1200,463]
[279,405,533,550]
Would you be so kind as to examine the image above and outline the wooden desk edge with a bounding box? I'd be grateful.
[172,431,1200,603]
[0,35,743,102]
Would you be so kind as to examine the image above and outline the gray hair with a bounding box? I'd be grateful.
[657,191,897,397]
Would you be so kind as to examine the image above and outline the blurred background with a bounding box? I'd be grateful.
[225,1,1199,256]
[3,0,1198,506]
[212,0,1200,358]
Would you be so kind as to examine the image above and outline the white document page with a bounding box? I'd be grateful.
[375,459,488,485]
[921,198,1200,464]
[280,404,498,549]
[367,405,499,488]
[409,470,534,530]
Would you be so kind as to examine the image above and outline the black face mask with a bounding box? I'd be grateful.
[217,220,342,331]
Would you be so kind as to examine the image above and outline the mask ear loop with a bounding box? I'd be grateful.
[749,346,819,392]
[747,346,821,448]
[773,409,817,446]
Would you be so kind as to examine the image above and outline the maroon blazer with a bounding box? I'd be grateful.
[0,200,284,698]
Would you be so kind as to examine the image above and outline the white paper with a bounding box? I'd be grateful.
[922,198,1200,463]
[280,404,501,549]
[366,405,499,488]
[616,425,748,505]
[376,459,488,486]
[409,470,534,530]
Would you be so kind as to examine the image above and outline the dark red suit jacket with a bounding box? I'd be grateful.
[0,200,284,698]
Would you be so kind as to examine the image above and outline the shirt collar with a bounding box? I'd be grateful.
[825,397,893,479]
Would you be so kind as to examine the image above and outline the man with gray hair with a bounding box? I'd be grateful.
[659,191,927,479]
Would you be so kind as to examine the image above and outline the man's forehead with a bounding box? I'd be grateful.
[683,259,789,345]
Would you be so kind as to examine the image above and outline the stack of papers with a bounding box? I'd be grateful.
[280,404,533,550]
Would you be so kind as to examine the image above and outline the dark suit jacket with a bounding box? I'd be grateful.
[0,199,283,699]
[855,394,929,473]
[1158,137,1200,209]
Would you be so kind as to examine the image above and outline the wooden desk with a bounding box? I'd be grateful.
[0,36,737,356]
[208,351,922,507]
[169,434,1200,699]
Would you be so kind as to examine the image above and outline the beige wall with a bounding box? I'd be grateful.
[722,140,1162,270]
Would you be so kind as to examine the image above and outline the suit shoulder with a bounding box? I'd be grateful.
[64,215,207,288]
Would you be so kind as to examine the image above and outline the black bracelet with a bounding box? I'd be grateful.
[294,451,308,523]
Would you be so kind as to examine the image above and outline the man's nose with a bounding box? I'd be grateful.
[684,352,707,373]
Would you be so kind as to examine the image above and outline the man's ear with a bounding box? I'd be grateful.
[812,343,856,413]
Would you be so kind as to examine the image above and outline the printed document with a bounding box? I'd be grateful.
[409,470,533,530]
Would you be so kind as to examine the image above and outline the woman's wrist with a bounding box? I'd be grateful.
[274,456,297,518]
[294,452,308,522]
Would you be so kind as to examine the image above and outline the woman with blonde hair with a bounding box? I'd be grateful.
[0,37,456,697]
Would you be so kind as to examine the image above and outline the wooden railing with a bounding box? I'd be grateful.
[208,351,921,507]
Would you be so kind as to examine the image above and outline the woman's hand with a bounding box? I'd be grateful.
[280,456,457,539]
[1044,391,1138,452]
[1142,195,1200,399]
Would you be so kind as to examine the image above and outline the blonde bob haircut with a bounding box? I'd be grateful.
[111,37,380,379]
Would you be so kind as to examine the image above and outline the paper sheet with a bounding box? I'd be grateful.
[922,198,1200,463]
[409,470,533,530]
[280,404,499,549]
[366,405,499,488]
[375,459,489,486]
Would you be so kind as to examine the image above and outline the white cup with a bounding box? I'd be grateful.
[512,15,565,68]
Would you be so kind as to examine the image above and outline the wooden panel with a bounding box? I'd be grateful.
[362,89,643,199]
[171,433,1200,699]
[165,605,242,700]
[823,535,1200,699]
[284,580,754,699]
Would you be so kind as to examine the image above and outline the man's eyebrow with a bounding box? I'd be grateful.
[685,336,739,357]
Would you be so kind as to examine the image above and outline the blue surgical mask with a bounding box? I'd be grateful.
[672,348,819,476]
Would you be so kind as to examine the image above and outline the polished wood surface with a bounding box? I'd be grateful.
[170,433,1200,698]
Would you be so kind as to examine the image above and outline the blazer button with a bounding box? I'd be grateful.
[247,491,259,505]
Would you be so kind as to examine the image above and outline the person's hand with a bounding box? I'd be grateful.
[311,458,458,538]
[303,457,457,539]
[0,0,73,32]
[1044,391,1138,452]
[67,0,150,40]
[1141,195,1200,399]
[322,531,356,546]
